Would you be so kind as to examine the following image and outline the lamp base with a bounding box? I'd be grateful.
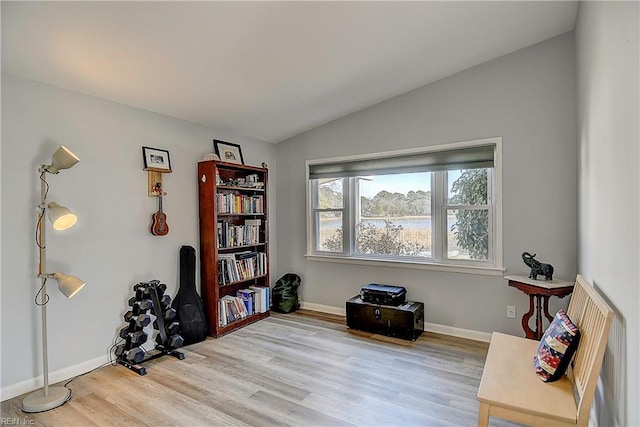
[22,386,71,413]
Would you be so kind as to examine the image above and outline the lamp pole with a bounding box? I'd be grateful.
[22,166,72,412]
[23,146,83,412]
[38,165,50,397]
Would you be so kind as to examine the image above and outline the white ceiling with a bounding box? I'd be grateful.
[2,1,578,143]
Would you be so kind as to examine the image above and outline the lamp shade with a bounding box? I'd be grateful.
[47,146,80,174]
[53,273,86,299]
[47,202,77,230]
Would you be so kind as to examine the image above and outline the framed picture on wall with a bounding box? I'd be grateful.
[142,146,172,172]
[214,140,244,165]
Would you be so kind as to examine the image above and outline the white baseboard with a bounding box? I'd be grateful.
[299,301,492,343]
[424,322,491,343]
[300,301,346,316]
[1,354,111,402]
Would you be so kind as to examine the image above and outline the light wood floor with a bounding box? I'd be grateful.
[2,310,515,426]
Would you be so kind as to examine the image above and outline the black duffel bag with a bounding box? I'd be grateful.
[272,273,301,313]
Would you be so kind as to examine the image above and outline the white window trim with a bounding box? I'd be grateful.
[305,137,504,274]
[305,253,505,276]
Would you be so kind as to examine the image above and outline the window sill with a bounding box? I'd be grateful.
[304,254,505,276]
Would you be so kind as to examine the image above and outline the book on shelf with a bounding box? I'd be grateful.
[217,221,261,248]
[237,289,255,315]
[219,298,232,326]
[219,300,226,326]
[217,252,267,285]
[234,250,256,259]
[216,193,264,214]
[217,222,223,248]
[219,295,250,326]
[249,285,269,313]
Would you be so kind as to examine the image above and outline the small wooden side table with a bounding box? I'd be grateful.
[505,275,574,340]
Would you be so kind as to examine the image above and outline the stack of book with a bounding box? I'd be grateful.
[217,251,267,285]
[216,193,264,214]
[249,285,269,314]
[217,219,261,248]
[218,286,270,326]
[219,295,248,326]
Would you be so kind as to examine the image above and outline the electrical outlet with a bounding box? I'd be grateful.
[507,305,516,318]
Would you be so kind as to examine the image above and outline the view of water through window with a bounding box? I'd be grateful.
[317,169,490,261]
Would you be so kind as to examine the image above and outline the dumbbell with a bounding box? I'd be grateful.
[164,321,180,335]
[124,310,149,323]
[115,345,145,364]
[153,308,178,329]
[119,313,150,336]
[128,297,152,308]
[129,299,153,315]
[140,299,153,310]
[114,344,126,357]
[130,330,148,345]
[164,307,177,320]
[134,286,150,300]
[127,347,144,364]
[157,283,167,295]
[129,314,151,328]
[144,280,161,291]
[118,325,131,339]
[152,308,177,329]
[166,334,184,349]
[135,280,157,288]
[150,295,171,315]
[159,294,171,308]
[156,333,184,349]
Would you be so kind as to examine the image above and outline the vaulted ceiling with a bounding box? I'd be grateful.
[2,1,578,143]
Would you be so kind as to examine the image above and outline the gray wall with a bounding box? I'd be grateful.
[575,2,639,426]
[0,74,277,397]
[276,33,577,337]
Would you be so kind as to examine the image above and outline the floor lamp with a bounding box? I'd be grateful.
[22,146,87,413]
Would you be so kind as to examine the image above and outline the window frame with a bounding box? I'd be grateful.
[310,177,347,254]
[351,172,435,262]
[437,168,495,267]
[305,137,504,276]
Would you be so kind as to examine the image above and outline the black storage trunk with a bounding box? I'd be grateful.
[360,283,406,306]
[346,296,424,341]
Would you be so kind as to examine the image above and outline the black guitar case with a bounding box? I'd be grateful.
[172,245,207,345]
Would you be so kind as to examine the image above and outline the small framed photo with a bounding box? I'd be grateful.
[142,146,172,172]
[214,140,244,165]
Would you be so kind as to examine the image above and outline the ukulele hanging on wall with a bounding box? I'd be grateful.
[150,182,169,236]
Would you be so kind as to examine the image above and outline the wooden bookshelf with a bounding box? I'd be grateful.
[197,160,270,338]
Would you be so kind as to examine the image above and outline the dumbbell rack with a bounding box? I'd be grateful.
[116,280,185,376]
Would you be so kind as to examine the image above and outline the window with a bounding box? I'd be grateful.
[307,138,502,273]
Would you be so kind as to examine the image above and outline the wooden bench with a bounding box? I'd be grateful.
[476,275,614,427]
